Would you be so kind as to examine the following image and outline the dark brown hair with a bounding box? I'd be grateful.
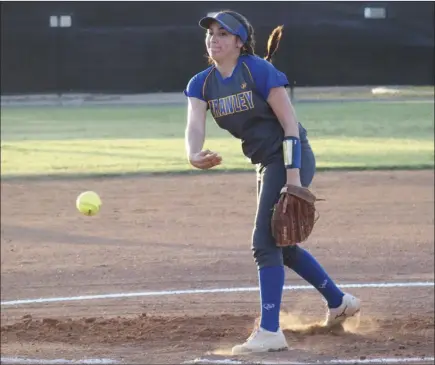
[206,10,284,64]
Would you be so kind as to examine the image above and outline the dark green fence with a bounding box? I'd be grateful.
[1,1,433,94]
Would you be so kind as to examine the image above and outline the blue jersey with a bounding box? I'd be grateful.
[184,54,292,165]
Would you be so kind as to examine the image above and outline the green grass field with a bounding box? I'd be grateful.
[1,101,434,178]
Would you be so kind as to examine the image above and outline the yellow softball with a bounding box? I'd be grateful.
[76,191,102,216]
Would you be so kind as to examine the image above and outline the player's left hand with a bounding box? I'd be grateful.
[271,184,319,247]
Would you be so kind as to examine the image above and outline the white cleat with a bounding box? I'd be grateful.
[231,326,289,355]
[324,293,361,327]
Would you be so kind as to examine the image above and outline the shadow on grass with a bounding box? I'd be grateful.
[1,165,434,183]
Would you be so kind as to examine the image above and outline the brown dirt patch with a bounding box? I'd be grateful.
[1,170,434,364]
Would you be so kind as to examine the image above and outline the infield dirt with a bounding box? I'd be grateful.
[1,170,434,364]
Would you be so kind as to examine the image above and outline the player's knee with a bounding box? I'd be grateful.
[282,245,302,268]
[252,225,283,268]
[252,247,283,268]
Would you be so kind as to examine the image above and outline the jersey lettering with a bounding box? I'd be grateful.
[208,91,255,118]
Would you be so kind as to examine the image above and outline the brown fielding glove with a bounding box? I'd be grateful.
[271,184,320,247]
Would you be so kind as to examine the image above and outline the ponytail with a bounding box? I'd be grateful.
[264,25,284,63]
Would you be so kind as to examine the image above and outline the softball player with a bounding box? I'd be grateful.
[184,10,361,355]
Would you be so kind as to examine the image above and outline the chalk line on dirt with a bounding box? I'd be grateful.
[1,281,433,307]
[0,357,117,364]
[184,356,435,364]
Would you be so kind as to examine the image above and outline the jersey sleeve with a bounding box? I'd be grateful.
[246,56,289,100]
[183,68,212,101]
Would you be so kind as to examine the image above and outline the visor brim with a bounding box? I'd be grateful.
[199,16,234,36]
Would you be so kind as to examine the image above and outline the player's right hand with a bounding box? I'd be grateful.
[189,150,222,170]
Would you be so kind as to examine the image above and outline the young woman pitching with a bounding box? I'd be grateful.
[184,10,361,355]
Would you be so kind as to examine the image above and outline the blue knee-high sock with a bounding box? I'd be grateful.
[289,247,344,308]
[259,265,284,332]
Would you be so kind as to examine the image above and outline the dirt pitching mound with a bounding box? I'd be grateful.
[2,313,433,354]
